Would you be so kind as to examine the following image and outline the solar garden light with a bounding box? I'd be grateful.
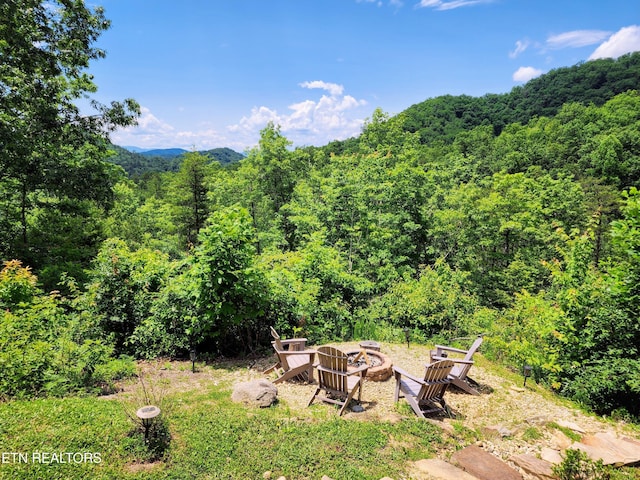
[189,348,197,373]
[403,327,410,349]
[136,405,160,441]
[523,364,533,387]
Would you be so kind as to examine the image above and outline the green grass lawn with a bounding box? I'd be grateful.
[0,379,444,479]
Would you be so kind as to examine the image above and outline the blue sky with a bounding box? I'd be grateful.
[87,0,640,152]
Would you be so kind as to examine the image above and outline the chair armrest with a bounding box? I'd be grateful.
[315,364,368,377]
[430,356,473,365]
[279,349,317,356]
[346,364,369,376]
[433,345,469,355]
[280,338,307,346]
[393,366,425,385]
[316,365,346,375]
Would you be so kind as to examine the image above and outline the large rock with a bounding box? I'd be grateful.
[573,432,640,467]
[540,447,563,465]
[451,445,523,480]
[510,454,555,480]
[410,458,480,479]
[231,379,277,408]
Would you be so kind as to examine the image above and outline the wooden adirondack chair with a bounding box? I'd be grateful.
[269,326,307,351]
[393,359,455,418]
[263,327,316,384]
[308,346,368,416]
[430,334,484,395]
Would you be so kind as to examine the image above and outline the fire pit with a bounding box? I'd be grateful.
[346,349,393,382]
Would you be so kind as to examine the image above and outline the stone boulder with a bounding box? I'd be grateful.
[231,379,278,408]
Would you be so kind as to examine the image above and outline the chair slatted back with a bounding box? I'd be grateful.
[270,327,290,370]
[455,362,473,380]
[463,336,484,362]
[270,326,281,345]
[418,360,454,401]
[317,346,348,393]
[454,335,483,379]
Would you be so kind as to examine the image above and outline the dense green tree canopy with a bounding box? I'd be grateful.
[395,53,640,145]
[0,0,139,282]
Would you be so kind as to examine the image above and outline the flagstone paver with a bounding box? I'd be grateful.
[573,432,640,467]
[410,459,481,480]
[510,454,556,480]
[451,445,523,480]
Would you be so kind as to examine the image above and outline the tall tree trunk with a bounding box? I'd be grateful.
[20,179,28,250]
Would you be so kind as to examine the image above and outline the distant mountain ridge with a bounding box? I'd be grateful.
[107,145,244,177]
[121,146,148,153]
[121,147,190,157]
[139,148,189,157]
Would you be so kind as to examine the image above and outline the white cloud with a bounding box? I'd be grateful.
[589,25,640,60]
[111,107,231,150]
[228,81,368,148]
[132,107,175,134]
[509,40,530,59]
[547,30,611,49]
[513,66,544,82]
[300,80,344,96]
[112,84,369,151]
[417,0,494,10]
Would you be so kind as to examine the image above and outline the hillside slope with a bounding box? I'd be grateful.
[106,145,244,177]
[401,52,640,144]
[112,342,640,478]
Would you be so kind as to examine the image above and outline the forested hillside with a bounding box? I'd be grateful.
[1,2,639,421]
[400,53,640,144]
[322,53,639,154]
[107,145,244,177]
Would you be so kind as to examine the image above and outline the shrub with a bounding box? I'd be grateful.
[552,448,611,480]
[88,238,171,355]
[137,262,200,358]
[366,262,479,339]
[0,260,38,309]
[259,235,373,343]
[188,206,269,353]
[0,271,133,399]
[141,206,272,356]
[483,291,567,387]
[560,358,640,417]
[93,356,137,385]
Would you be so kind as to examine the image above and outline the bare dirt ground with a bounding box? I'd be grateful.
[109,341,638,476]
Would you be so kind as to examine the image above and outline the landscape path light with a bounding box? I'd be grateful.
[523,364,533,387]
[189,348,197,373]
[136,405,160,441]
